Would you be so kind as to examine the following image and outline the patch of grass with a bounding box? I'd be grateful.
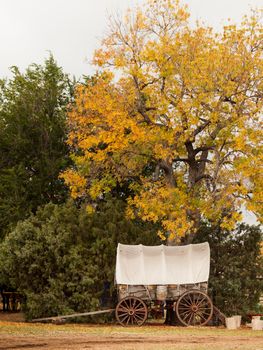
[0,322,262,338]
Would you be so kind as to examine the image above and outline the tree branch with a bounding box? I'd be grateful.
[194,146,215,155]
[173,157,189,163]
[195,174,214,183]
[193,120,211,137]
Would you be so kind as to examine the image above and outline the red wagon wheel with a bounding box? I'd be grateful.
[176,290,213,326]
[115,296,148,326]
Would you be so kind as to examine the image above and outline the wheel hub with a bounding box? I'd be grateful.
[128,309,135,316]
[191,304,198,312]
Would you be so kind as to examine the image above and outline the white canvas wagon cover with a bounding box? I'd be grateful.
[115,242,210,285]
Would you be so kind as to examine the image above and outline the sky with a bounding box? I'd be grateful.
[0,0,262,79]
[0,0,261,225]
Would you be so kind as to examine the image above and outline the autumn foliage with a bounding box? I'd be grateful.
[62,0,263,241]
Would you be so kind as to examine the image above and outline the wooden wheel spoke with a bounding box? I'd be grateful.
[196,297,207,307]
[134,313,144,321]
[196,313,209,325]
[123,300,130,309]
[195,293,202,301]
[130,316,134,325]
[183,313,192,322]
[198,307,211,312]
[118,306,129,313]
[119,316,129,323]
[189,312,195,325]
[200,311,212,316]
[178,306,191,311]
[193,314,197,325]
[182,311,193,325]
[181,309,192,317]
[197,312,208,321]
[134,307,146,312]
[191,294,197,304]
[182,311,193,321]
[195,307,207,312]
[189,293,195,303]
[182,298,192,306]
[126,316,131,325]
[119,314,129,323]
[194,292,205,304]
[134,303,143,310]
[179,309,191,314]
[179,301,191,308]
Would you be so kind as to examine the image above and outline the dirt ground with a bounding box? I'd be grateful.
[0,313,262,350]
[1,332,263,350]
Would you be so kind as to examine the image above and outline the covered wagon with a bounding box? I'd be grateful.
[115,242,213,326]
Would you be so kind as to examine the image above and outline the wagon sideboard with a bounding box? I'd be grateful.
[117,282,208,301]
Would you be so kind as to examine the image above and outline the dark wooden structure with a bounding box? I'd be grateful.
[1,291,22,312]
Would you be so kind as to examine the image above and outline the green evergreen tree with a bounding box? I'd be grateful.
[194,223,263,317]
[0,56,71,239]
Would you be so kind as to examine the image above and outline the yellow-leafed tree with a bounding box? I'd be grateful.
[62,0,263,242]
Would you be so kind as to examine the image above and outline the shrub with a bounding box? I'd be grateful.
[0,199,160,319]
[194,223,263,317]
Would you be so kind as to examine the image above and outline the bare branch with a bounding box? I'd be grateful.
[193,120,211,137]
[194,146,215,155]
[173,157,189,163]
[196,159,213,164]
[195,174,214,183]
[210,122,225,140]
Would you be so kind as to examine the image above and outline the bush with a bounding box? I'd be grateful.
[194,223,263,317]
[0,199,160,320]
